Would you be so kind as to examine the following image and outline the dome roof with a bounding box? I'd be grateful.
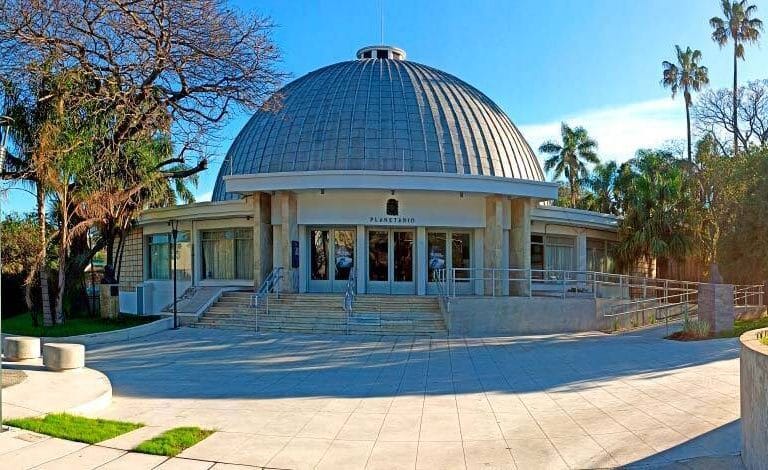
[213,47,544,201]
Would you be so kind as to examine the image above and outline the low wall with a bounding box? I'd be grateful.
[34,317,173,347]
[740,327,768,470]
[444,296,621,336]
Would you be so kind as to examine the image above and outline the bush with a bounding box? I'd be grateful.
[682,317,711,339]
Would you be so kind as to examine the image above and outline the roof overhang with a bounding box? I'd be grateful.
[224,170,558,199]
[531,205,620,231]
[137,199,251,225]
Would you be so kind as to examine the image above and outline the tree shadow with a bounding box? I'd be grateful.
[84,325,739,400]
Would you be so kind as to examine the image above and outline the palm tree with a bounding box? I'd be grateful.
[539,123,599,207]
[662,46,709,162]
[710,0,763,156]
[583,161,619,214]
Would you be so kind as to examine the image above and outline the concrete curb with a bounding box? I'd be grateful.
[35,317,173,347]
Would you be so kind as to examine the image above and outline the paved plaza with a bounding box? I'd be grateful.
[55,326,739,469]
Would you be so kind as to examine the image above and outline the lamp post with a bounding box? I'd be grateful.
[0,122,8,432]
[168,219,179,329]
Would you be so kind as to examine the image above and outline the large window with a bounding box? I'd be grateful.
[201,229,254,280]
[530,234,576,274]
[587,238,617,273]
[147,232,191,280]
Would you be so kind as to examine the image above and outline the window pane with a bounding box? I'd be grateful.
[427,232,447,282]
[149,240,170,280]
[201,229,252,280]
[334,230,355,281]
[451,232,471,281]
[368,231,388,281]
[311,230,329,280]
[394,231,413,282]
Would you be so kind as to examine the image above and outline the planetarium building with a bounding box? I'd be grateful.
[118,46,619,327]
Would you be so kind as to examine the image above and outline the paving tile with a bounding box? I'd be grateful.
[550,435,618,468]
[458,412,504,441]
[0,437,87,469]
[267,436,332,470]
[316,439,375,470]
[463,439,516,469]
[506,438,568,470]
[336,412,386,441]
[154,457,215,470]
[296,411,350,439]
[366,440,418,470]
[97,451,167,469]
[378,412,421,442]
[415,441,466,470]
[99,426,171,451]
[420,412,462,442]
[35,445,125,470]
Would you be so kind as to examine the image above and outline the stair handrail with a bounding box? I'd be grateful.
[343,266,357,335]
[251,266,284,311]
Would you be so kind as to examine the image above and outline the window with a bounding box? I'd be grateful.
[587,238,617,273]
[530,234,575,276]
[146,232,191,280]
[376,49,388,59]
[386,198,399,216]
[201,229,253,280]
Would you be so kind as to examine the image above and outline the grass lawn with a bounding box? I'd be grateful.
[5,413,143,444]
[3,313,159,337]
[134,427,214,457]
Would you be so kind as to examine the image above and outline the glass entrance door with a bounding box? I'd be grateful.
[367,229,415,294]
[427,230,472,295]
[308,228,356,293]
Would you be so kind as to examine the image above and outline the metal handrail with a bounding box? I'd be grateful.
[734,284,764,307]
[344,266,357,335]
[251,266,284,317]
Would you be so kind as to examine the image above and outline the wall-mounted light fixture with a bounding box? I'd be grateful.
[390,189,396,196]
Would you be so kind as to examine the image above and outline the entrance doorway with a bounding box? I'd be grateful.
[367,229,415,294]
[426,230,473,295]
[308,228,356,293]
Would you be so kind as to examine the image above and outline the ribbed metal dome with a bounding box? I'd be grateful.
[213,52,544,201]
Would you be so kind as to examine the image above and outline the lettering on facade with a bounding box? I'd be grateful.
[369,216,416,224]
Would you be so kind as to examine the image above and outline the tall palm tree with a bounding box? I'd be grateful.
[539,123,599,208]
[583,160,619,214]
[710,0,763,156]
[662,46,709,162]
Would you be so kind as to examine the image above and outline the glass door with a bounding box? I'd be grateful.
[308,228,356,293]
[427,230,473,295]
[367,229,415,294]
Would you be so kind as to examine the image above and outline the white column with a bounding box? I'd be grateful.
[416,226,427,295]
[356,225,366,294]
[298,225,307,293]
[577,232,588,272]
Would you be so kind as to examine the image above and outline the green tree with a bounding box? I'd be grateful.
[662,46,710,162]
[615,150,701,276]
[582,160,619,214]
[710,0,763,156]
[539,123,599,208]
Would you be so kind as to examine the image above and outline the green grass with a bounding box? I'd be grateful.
[3,313,158,337]
[5,413,143,444]
[134,427,214,457]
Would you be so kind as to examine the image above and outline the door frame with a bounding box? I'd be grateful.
[426,229,474,295]
[366,228,416,295]
[307,227,357,293]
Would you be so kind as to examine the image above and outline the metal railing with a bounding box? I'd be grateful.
[343,267,357,334]
[250,267,284,327]
[734,284,764,308]
[434,267,702,301]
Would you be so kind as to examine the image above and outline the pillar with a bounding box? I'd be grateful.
[356,225,366,294]
[416,226,427,295]
[699,283,735,335]
[276,191,298,293]
[250,192,272,287]
[484,195,505,295]
[509,198,531,296]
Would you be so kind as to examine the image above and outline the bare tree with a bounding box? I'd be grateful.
[693,80,768,154]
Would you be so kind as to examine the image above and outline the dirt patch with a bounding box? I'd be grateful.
[666,331,711,341]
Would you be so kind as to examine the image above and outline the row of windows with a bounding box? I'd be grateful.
[146,229,254,281]
[530,234,617,274]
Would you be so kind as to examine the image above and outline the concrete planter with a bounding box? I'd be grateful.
[740,327,768,470]
[5,316,173,348]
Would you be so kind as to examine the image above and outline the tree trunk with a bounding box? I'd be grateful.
[685,98,692,162]
[55,208,68,324]
[36,183,53,326]
[733,41,739,157]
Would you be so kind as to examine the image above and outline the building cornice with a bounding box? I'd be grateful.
[223,171,559,199]
[531,205,620,231]
[137,199,251,225]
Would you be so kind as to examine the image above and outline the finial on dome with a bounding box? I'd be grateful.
[356,45,406,60]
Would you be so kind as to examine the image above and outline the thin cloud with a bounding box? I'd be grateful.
[519,98,686,164]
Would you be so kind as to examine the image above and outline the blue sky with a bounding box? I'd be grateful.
[5,0,768,213]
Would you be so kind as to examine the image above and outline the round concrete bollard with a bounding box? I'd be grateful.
[4,336,41,361]
[42,343,85,371]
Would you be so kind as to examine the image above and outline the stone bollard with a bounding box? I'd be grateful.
[698,283,734,335]
[4,336,41,361]
[99,284,120,319]
[42,343,85,371]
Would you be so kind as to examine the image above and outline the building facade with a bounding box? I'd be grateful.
[119,46,619,314]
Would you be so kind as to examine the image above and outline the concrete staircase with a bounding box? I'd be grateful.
[192,292,446,336]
